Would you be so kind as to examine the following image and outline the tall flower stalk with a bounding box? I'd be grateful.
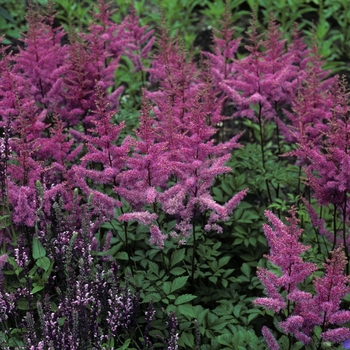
[255,208,350,349]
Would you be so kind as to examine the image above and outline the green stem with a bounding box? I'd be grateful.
[191,211,197,284]
[332,204,337,251]
[257,103,272,204]
[342,194,349,274]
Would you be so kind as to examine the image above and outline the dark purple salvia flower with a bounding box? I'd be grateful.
[143,300,156,349]
[165,311,179,350]
[0,254,15,324]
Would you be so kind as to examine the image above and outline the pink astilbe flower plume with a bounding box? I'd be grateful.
[202,2,241,98]
[255,208,350,348]
[117,29,247,246]
[283,40,334,148]
[254,208,317,315]
[316,247,350,343]
[11,3,68,119]
[291,76,350,251]
[122,6,155,73]
[219,12,298,123]
[72,86,131,221]
[261,326,279,350]
[116,97,170,210]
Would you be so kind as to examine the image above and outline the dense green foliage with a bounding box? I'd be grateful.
[0,1,350,350]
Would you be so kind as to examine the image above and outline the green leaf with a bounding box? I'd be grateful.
[31,284,44,294]
[218,256,231,269]
[233,304,243,318]
[17,300,30,310]
[170,267,186,275]
[171,249,185,267]
[241,263,251,279]
[58,317,66,326]
[36,256,50,271]
[178,304,197,318]
[115,252,129,260]
[98,244,121,256]
[247,311,260,323]
[174,294,197,305]
[217,334,233,346]
[162,281,172,295]
[178,331,194,347]
[170,276,188,293]
[209,276,218,284]
[116,339,132,350]
[148,261,159,276]
[32,237,46,259]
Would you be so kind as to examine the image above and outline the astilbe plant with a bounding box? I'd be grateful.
[0,0,155,235]
[207,13,310,205]
[122,5,155,75]
[63,0,127,130]
[255,208,350,349]
[291,76,350,256]
[72,85,131,223]
[282,40,334,147]
[219,12,299,123]
[118,29,247,251]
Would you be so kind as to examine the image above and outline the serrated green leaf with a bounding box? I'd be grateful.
[222,181,233,196]
[58,317,66,327]
[171,249,185,267]
[217,334,232,346]
[17,300,30,310]
[115,252,129,260]
[148,261,159,276]
[197,308,209,326]
[241,263,251,278]
[218,256,231,268]
[162,281,171,295]
[178,304,197,318]
[142,293,162,303]
[209,276,217,284]
[170,276,188,293]
[233,304,243,318]
[178,331,194,347]
[170,267,186,275]
[174,294,197,305]
[247,311,259,323]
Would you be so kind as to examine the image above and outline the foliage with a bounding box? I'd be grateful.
[0,1,350,350]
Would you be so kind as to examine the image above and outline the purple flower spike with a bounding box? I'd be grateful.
[343,339,350,349]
